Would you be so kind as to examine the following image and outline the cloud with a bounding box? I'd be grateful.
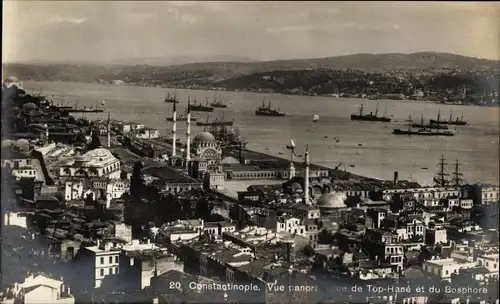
[49,16,86,25]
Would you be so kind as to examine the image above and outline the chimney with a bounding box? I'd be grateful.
[393,171,399,187]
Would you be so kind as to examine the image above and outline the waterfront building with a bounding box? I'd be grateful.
[58,148,121,180]
[113,121,145,134]
[134,127,160,139]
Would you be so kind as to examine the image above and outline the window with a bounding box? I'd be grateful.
[109,256,113,264]
[100,257,104,265]
[111,267,115,274]
[100,269,104,276]
[115,256,119,263]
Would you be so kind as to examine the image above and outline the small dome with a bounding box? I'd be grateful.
[4,76,19,83]
[15,139,30,152]
[74,154,90,163]
[193,132,215,143]
[1,139,15,148]
[317,192,348,208]
[288,182,302,191]
[22,103,38,110]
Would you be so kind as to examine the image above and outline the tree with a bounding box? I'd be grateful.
[302,244,315,257]
[130,161,144,199]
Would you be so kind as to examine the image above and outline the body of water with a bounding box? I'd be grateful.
[25,81,499,185]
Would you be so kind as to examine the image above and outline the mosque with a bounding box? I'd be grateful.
[166,102,225,190]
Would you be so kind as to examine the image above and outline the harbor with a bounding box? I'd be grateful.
[2,2,499,304]
[20,80,499,185]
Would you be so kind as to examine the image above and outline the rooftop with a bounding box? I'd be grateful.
[143,166,200,184]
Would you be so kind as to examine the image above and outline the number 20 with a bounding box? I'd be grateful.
[170,282,181,289]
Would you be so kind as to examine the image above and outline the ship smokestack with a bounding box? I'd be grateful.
[303,145,310,205]
[393,171,399,187]
[172,102,177,157]
[186,98,191,163]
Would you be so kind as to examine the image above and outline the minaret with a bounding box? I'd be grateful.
[185,97,191,163]
[172,102,177,156]
[303,145,310,205]
[287,139,296,179]
[107,112,111,148]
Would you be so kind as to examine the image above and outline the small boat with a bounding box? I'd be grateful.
[278,152,284,155]
[421,167,428,170]
[349,165,355,168]
[358,144,362,147]
[324,136,328,139]
[313,114,319,122]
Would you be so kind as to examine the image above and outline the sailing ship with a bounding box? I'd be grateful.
[433,154,449,187]
[210,98,228,108]
[410,114,449,130]
[313,114,319,122]
[164,92,179,104]
[393,115,455,136]
[196,113,234,126]
[350,103,391,122]
[189,97,215,112]
[208,123,247,149]
[166,108,198,122]
[255,101,286,117]
[429,110,467,126]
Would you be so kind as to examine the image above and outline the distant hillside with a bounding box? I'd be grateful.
[3,52,498,85]
[106,55,259,66]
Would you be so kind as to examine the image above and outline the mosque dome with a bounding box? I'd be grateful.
[193,132,215,143]
[316,192,348,209]
[15,139,30,152]
[84,148,115,161]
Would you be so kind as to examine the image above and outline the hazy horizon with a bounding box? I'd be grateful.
[3,1,500,63]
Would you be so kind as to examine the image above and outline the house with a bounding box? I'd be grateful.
[1,273,75,304]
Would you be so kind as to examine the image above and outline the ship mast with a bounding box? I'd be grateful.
[437,109,441,123]
[359,104,364,116]
[407,114,413,133]
[449,110,453,123]
[451,159,464,186]
[434,154,449,187]
[420,114,424,126]
[375,103,379,116]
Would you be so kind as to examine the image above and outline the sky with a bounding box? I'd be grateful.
[3,1,500,63]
